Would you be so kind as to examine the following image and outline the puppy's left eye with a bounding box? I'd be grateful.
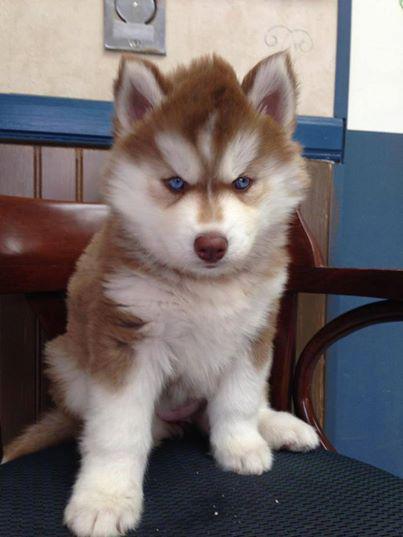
[232,176,253,191]
[165,176,187,193]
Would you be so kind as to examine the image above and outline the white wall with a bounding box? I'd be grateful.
[348,0,403,134]
[0,0,337,116]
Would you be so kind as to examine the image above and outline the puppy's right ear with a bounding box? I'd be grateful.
[114,56,169,135]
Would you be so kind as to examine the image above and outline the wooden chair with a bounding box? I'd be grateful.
[1,194,403,536]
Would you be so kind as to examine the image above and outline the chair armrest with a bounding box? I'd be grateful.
[287,266,403,300]
[0,196,108,294]
[293,299,403,451]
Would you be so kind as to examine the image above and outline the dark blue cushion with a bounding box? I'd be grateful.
[1,432,402,536]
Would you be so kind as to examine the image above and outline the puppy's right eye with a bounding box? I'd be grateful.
[164,176,187,193]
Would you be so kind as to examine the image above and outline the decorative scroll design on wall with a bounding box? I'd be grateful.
[264,25,313,56]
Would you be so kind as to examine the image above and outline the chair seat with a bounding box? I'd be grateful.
[1,432,402,537]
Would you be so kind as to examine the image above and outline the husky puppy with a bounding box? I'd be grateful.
[4,53,319,536]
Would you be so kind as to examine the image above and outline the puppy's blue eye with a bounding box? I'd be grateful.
[233,176,252,191]
[166,176,186,192]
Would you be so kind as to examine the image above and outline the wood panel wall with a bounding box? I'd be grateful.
[0,143,332,444]
[0,145,106,445]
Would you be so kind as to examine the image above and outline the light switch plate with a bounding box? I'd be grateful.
[104,0,166,55]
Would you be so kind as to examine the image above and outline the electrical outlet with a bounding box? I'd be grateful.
[104,0,166,55]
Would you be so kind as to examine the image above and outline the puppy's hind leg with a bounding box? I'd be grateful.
[3,334,85,464]
[152,415,183,445]
[258,407,319,452]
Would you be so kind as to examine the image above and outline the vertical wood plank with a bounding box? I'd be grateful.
[296,160,333,426]
[300,161,333,254]
[33,146,42,198]
[82,149,108,202]
[0,144,34,196]
[75,149,84,202]
[41,147,76,200]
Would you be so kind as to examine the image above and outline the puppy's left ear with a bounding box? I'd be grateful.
[242,52,297,132]
[114,56,170,136]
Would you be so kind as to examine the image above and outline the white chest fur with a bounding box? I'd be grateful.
[104,268,285,396]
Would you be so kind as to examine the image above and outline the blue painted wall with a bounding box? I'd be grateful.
[326,130,403,476]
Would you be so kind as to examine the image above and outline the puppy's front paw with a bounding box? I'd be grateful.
[213,431,273,475]
[259,408,320,452]
[64,487,142,537]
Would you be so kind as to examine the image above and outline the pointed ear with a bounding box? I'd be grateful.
[242,52,297,131]
[113,56,169,135]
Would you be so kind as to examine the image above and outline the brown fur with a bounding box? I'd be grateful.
[119,55,297,169]
[196,189,224,223]
[60,220,150,388]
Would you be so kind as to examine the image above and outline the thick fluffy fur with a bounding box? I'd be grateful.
[4,53,319,537]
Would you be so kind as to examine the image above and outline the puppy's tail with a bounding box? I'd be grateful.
[2,408,79,464]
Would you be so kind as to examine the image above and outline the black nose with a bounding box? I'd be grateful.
[194,233,228,263]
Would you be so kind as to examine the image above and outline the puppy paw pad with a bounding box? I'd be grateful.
[64,489,142,537]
